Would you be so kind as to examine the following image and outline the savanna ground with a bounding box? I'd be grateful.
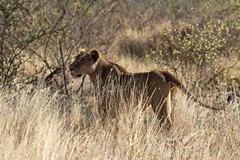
[0,0,240,159]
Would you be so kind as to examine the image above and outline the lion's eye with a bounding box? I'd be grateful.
[79,58,84,63]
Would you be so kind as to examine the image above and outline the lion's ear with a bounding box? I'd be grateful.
[89,50,99,62]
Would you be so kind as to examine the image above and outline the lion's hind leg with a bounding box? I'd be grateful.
[166,90,172,128]
[153,93,173,130]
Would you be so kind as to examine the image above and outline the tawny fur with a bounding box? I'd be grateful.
[69,49,224,128]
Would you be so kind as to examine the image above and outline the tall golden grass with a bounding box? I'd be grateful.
[0,1,239,159]
[0,81,239,159]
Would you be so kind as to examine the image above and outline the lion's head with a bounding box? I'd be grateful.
[69,50,100,78]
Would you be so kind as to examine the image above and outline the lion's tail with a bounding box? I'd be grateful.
[161,71,223,110]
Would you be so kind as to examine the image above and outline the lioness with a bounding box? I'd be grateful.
[44,51,127,92]
[69,49,224,127]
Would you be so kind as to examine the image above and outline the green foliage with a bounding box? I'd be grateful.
[146,18,239,88]
[149,19,237,66]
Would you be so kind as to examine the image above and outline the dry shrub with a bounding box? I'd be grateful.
[113,18,240,91]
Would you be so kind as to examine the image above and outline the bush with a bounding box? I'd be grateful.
[115,17,240,91]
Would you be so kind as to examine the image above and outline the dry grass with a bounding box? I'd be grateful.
[0,82,239,160]
[0,1,239,159]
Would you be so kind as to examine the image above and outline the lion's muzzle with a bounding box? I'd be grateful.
[69,65,82,78]
[70,71,82,78]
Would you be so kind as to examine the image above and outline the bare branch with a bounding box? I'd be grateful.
[59,38,69,96]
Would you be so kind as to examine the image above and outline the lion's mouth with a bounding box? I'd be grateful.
[71,72,82,78]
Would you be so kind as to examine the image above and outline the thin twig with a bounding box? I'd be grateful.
[204,60,240,85]
[75,75,86,96]
[59,39,69,96]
